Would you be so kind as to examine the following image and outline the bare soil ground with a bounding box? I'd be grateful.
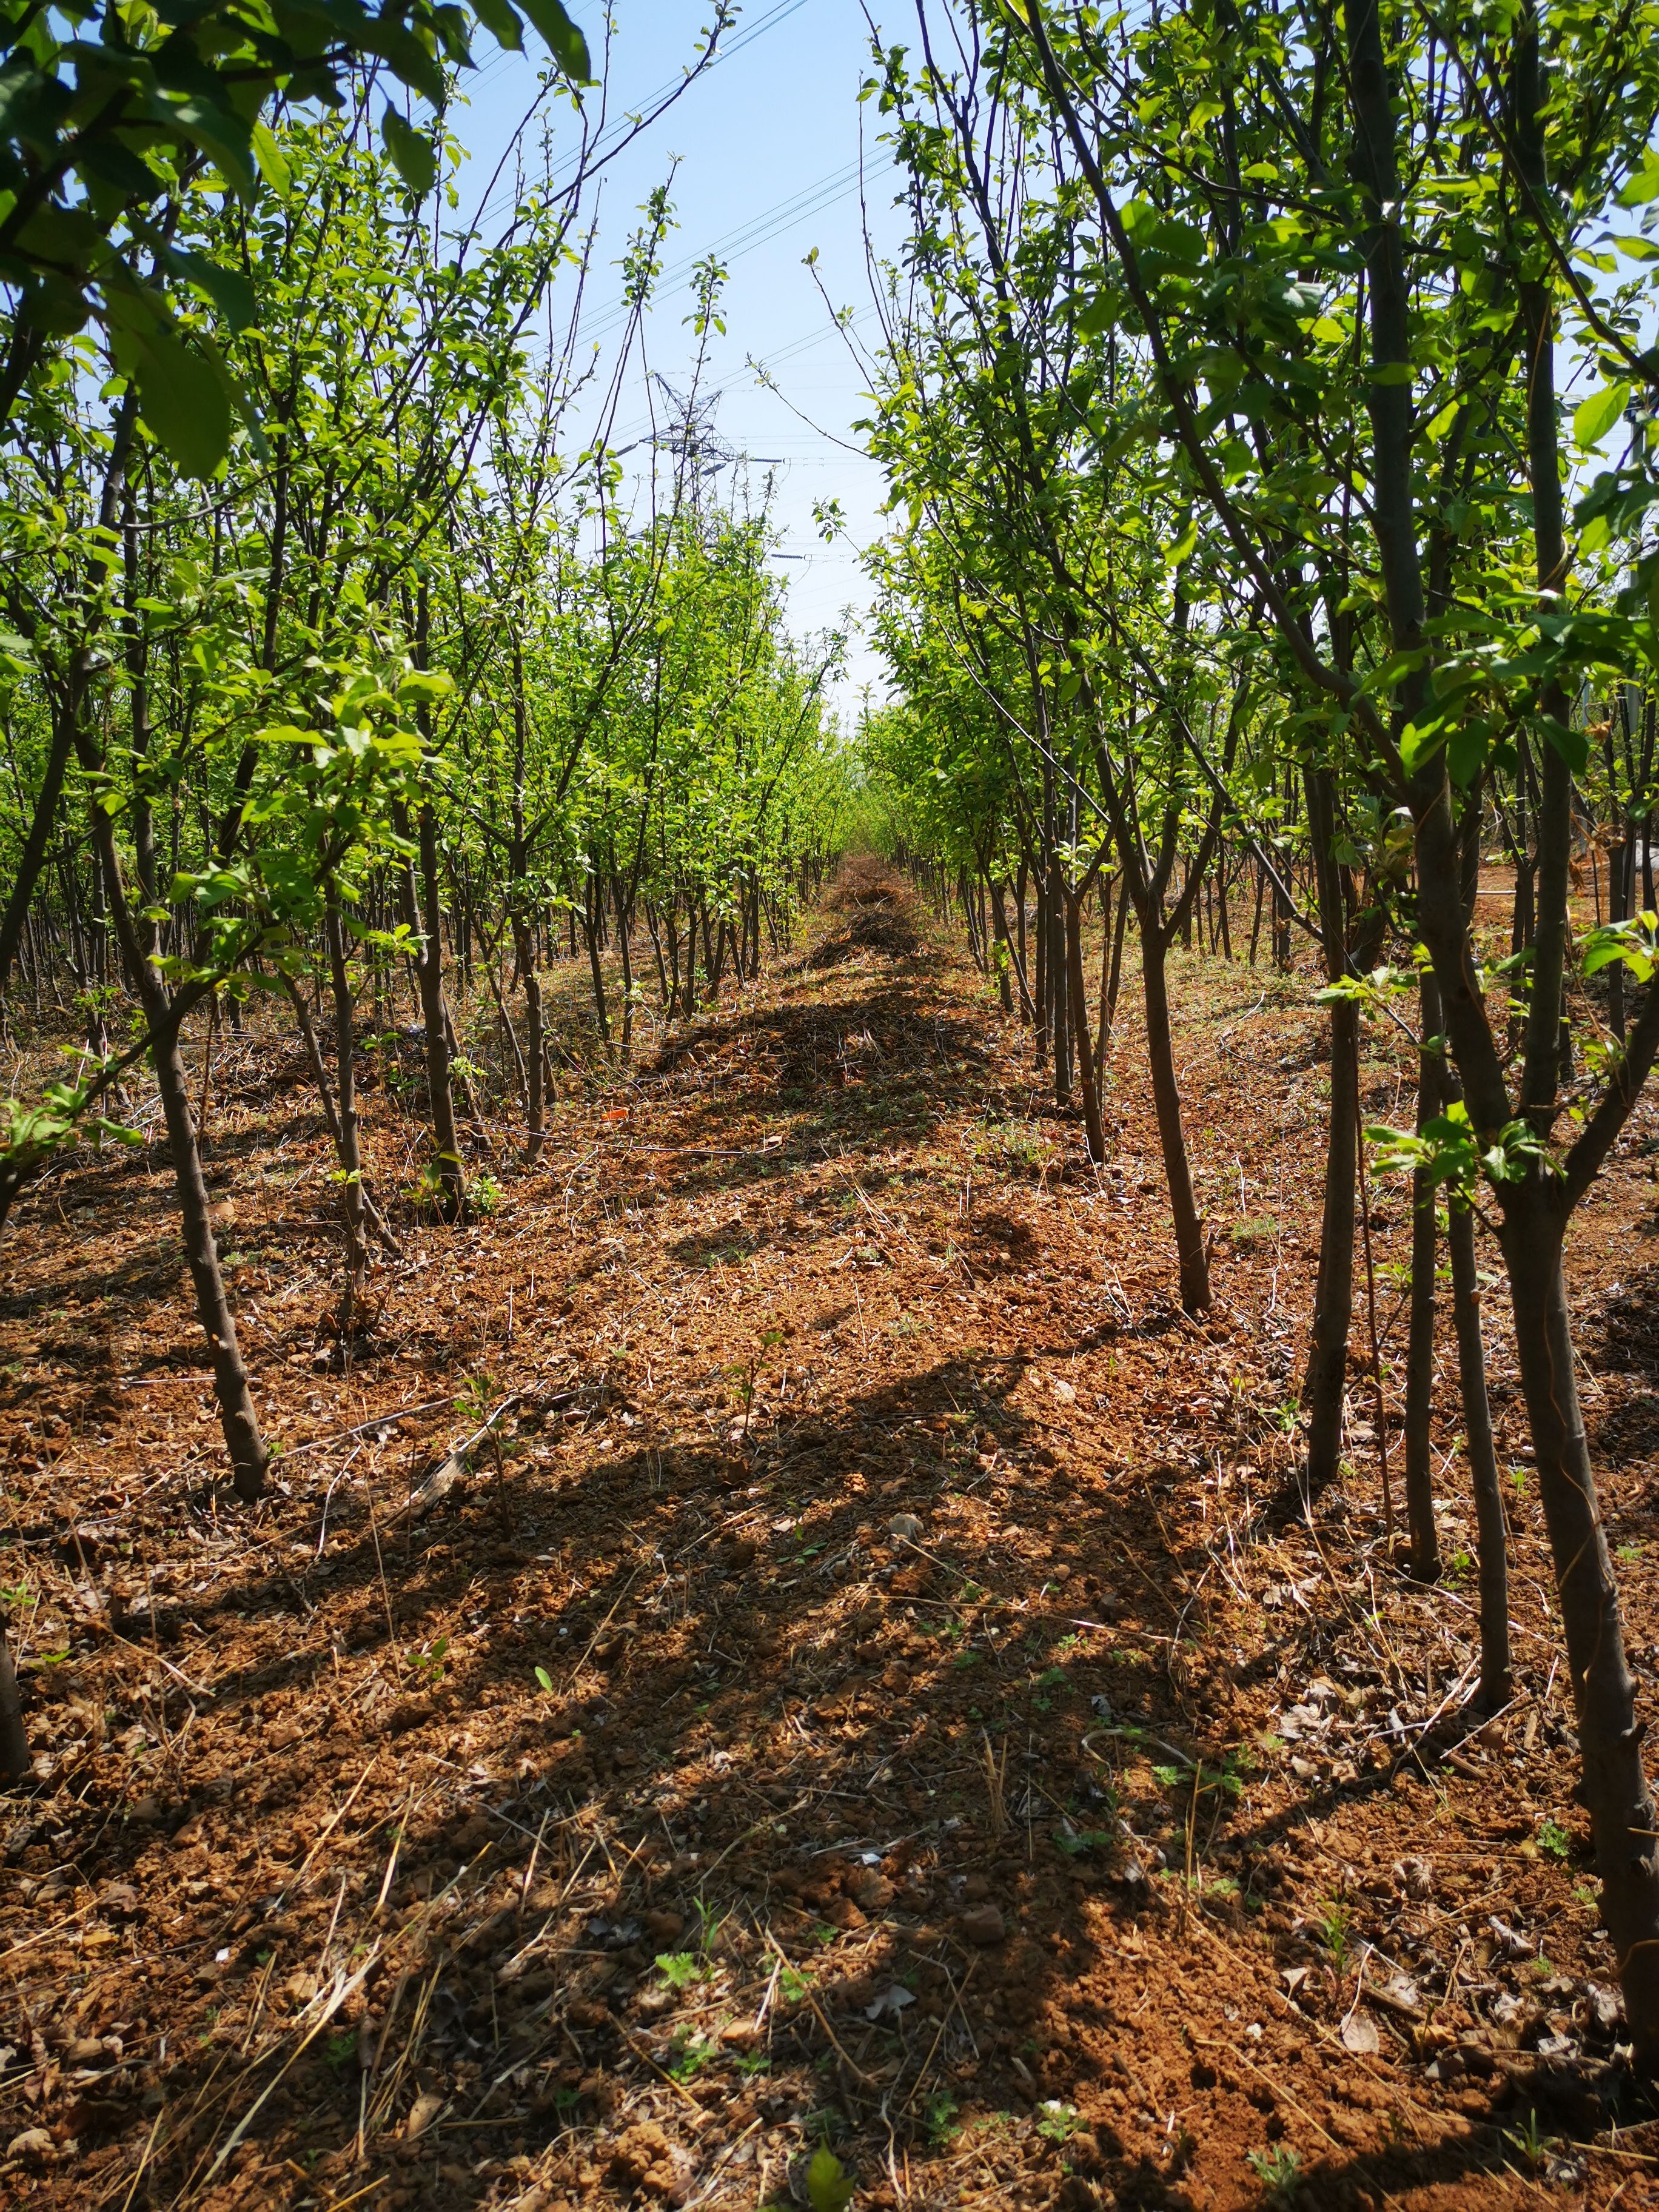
[5,860,1659,2212]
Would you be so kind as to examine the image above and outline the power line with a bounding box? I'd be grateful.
[465,0,817,235]
[574,159,879,346]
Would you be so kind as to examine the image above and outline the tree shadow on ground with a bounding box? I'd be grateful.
[7,1327,1639,2211]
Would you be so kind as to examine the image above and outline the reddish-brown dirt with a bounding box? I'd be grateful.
[4,859,1659,2211]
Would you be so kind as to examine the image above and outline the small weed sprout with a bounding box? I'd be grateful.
[1503,2109,1553,2169]
[1315,1895,1353,1972]
[925,2093,961,2148]
[1036,2100,1078,2143]
[1246,2143,1303,2202]
[805,2146,856,2212]
[406,1635,449,1686]
[666,2029,718,2080]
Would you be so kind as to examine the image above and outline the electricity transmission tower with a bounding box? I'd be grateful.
[652,374,740,498]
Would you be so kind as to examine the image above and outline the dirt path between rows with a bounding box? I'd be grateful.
[5,862,1659,2211]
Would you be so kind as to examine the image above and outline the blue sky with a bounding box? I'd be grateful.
[454,1,908,716]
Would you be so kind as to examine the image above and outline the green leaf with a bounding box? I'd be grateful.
[517,0,592,79]
[167,94,256,196]
[382,107,438,199]
[1446,717,1489,789]
[1398,716,1447,776]
[806,2147,856,2212]
[1537,714,1589,776]
[1582,916,1658,982]
[468,0,525,49]
[250,121,290,196]
[132,330,231,480]
[158,244,256,333]
[1572,384,1629,451]
[1162,515,1198,568]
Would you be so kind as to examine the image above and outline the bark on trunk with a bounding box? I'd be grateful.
[1139,919,1209,1310]
[282,976,400,1254]
[1302,993,1359,1491]
[326,903,370,1318]
[85,794,267,1499]
[154,1015,268,1498]
[415,803,464,1220]
[1301,768,1361,1493]
[1504,1196,1659,2057]
[1065,890,1107,1165]
[1050,848,1071,1102]
[1100,875,1130,1067]
[990,882,1016,1013]
[614,876,635,1064]
[993,882,1035,1020]
[0,712,76,998]
[1447,1196,1510,1711]
[1403,981,1443,1578]
[523,959,546,1160]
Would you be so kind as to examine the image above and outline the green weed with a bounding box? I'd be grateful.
[1054,1827,1116,1857]
[805,2147,855,2212]
[405,1635,449,1685]
[1246,2143,1302,2202]
[925,2093,961,2148]
[666,2029,718,2081]
[1502,2109,1554,2170]
[1315,1895,1353,1972]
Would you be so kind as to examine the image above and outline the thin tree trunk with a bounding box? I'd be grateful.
[1016,856,1031,1024]
[1065,890,1107,1165]
[614,876,635,1064]
[1447,1195,1510,1711]
[1504,2,1659,2055]
[523,959,546,1158]
[1100,874,1130,1068]
[415,802,464,1219]
[0,713,76,1000]
[989,879,1016,1012]
[326,903,370,1356]
[992,882,1034,1019]
[1403,974,1443,1579]
[584,879,614,1051]
[1140,919,1209,1311]
[84,785,267,1498]
[155,1017,268,1496]
[1033,864,1048,1062]
[1302,768,1362,1494]
[1050,846,1071,1103]
[1505,1202,1659,2052]
[283,976,400,1254]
